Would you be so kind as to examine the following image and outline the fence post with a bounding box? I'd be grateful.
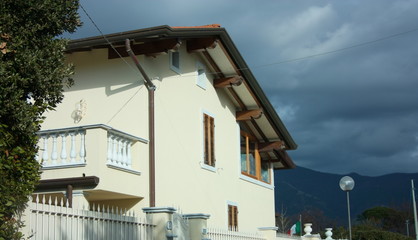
[143,207,177,240]
[258,226,278,240]
[21,198,33,238]
[72,190,90,208]
[183,213,210,240]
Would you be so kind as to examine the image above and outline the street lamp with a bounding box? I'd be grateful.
[411,180,418,240]
[340,176,355,240]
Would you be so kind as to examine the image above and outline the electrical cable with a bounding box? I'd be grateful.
[78,2,146,124]
[79,3,138,74]
[251,27,418,69]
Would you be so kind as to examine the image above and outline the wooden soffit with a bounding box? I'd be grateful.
[108,38,181,59]
[187,37,218,53]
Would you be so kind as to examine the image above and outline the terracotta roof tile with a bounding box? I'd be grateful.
[172,24,221,29]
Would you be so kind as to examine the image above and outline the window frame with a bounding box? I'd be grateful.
[203,112,215,167]
[169,51,181,74]
[227,204,238,231]
[240,131,272,184]
[196,61,207,89]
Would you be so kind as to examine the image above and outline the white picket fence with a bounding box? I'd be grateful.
[206,227,265,240]
[27,195,154,240]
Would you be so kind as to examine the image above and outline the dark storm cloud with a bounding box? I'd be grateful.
[72,0,418,176]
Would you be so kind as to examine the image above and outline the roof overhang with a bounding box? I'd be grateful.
[66,25,297,169]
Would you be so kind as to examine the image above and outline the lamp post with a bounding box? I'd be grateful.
[411,180,418,240]
[340,176,355,240]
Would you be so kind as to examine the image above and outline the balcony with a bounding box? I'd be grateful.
[36,124,148,175]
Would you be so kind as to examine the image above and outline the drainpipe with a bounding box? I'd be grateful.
[126,39,156,207]
[66,184,73,207]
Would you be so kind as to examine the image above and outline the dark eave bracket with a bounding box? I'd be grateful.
[187,37,218,53]
[108,38,182,59]
[214,76,243,88]
[236,109,263,121]
[258,141,285,152]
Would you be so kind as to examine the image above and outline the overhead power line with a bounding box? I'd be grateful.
[252,27,418,69]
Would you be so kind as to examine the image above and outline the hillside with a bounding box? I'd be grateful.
[274,167,418,223]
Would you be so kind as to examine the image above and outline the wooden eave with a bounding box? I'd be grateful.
[214,76,243,88]
[200,41,297,169]
[236,109,263,121]
[108,38,182,59]
[186,37,218,52]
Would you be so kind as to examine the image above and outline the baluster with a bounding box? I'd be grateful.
[51,134,58,165]
[127,141,132,168]
[42,135,49,166]
[121,140,127,166]
[112,136,118,164]
[117,138,123,165]
[107,135,113,164]
[70,132,76,162]
[79,131,86,163]
[60,133,67,164]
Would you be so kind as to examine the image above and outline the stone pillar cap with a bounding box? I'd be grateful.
[142,207,177,213]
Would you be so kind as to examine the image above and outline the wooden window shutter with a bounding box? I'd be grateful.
[228,205,238,230]
[204,114,209,165]
[203,114,215,166]
[210,116,215,166]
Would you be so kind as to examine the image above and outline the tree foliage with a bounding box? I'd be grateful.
[358,206,411,234]
[0,0,80,238]
[352,224,412,240]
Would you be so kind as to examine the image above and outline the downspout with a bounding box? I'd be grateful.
[126,39,157,207]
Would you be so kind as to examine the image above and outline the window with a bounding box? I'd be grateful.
[228,204,238,230]
[203,113,215,166]
[240,131,271,183]
[196,62,207,89]
[261,162,271,183]
[241,132,259,178]
[170,51,180,73]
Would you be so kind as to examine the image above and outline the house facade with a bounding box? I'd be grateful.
[35,25,297,233]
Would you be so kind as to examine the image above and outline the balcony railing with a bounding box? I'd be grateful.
[37,124,147,172]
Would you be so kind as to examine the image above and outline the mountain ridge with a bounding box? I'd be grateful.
[274,166,418,223]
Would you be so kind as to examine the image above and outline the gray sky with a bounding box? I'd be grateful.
[69,0,418,176]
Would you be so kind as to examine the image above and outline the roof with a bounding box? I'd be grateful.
[172,24,221,29]
[67,25,297,169]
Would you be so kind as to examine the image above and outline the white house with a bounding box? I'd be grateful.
[33,24,297,235]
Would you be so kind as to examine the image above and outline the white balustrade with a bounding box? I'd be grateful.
[107,132,134,169]
[37,124,146,172]
[37,129,86,168]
